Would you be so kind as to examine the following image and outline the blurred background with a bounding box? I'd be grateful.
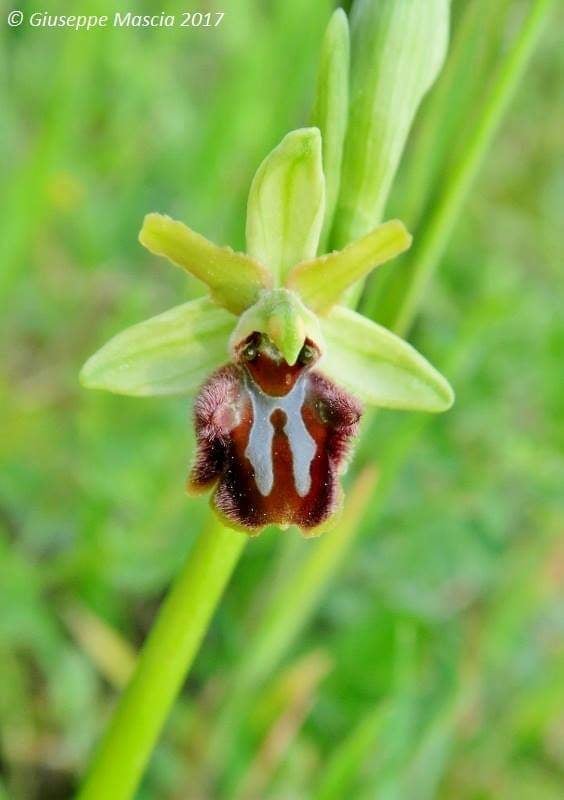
[1,1,562,798]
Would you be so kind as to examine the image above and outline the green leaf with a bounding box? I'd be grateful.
[320,306,454,412]
[364,0,553,336]
[286,219,411,314]
[332,0,450,248]
[246,128,325,283]
[311,9,350,253]
[80,298,234,397]
[139,213,272,315]
[230,288,322,366]
[313,704,388,800]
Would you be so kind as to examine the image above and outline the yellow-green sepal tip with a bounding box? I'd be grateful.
[286,219,412,314]
[139,213,272,315]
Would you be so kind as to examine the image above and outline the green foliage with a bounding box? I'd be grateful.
[1,1,562,799]
[310,8,350,252]
[331,0,450,247]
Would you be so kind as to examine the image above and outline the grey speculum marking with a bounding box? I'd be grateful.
[244,375,316,498]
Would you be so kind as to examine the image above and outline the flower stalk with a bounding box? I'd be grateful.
[78,518,246,800]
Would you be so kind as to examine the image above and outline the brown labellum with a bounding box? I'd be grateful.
[188,333,362,535]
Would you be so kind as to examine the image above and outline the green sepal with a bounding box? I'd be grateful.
[230,288,323,366]
[311,8,350,253]
[245,128,325,284]
[320,306,454,412]
[286,219,412,314]
[80,298,234,397]
[139,213,272,315]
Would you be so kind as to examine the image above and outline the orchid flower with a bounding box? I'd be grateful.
[80,127,453,536]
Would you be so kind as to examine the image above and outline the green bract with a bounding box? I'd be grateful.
[80,128,453,413]
[311,8,350,253]
[332,0,450,247]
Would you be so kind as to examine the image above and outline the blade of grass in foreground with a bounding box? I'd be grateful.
[77,2,552,797]
[314,625,418,800]
[233,649,332,800]
[335,530,564,799]
[313,704,389,800]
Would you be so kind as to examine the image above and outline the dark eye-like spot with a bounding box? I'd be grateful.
[299,344,316,365]
[243,343,258,361]
[242,334,262,361]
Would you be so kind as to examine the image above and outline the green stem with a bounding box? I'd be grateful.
[77,517,246,800]
[387,0,553,336]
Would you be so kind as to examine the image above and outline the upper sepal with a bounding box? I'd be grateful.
[139,213,272,315]
[80,297,234,397]
[320,306,454,412]
[246,128,325,284]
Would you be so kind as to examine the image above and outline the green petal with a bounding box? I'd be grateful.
[246,128,325,284]
[320,306,454,412]
[311,9,350,253]
[139,213,272,315]
[332,0,450,247]
[230,288,323,367]
[286,219,412,314]
[80,298,234,397]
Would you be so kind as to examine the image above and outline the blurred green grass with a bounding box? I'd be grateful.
[1,1,563,798]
